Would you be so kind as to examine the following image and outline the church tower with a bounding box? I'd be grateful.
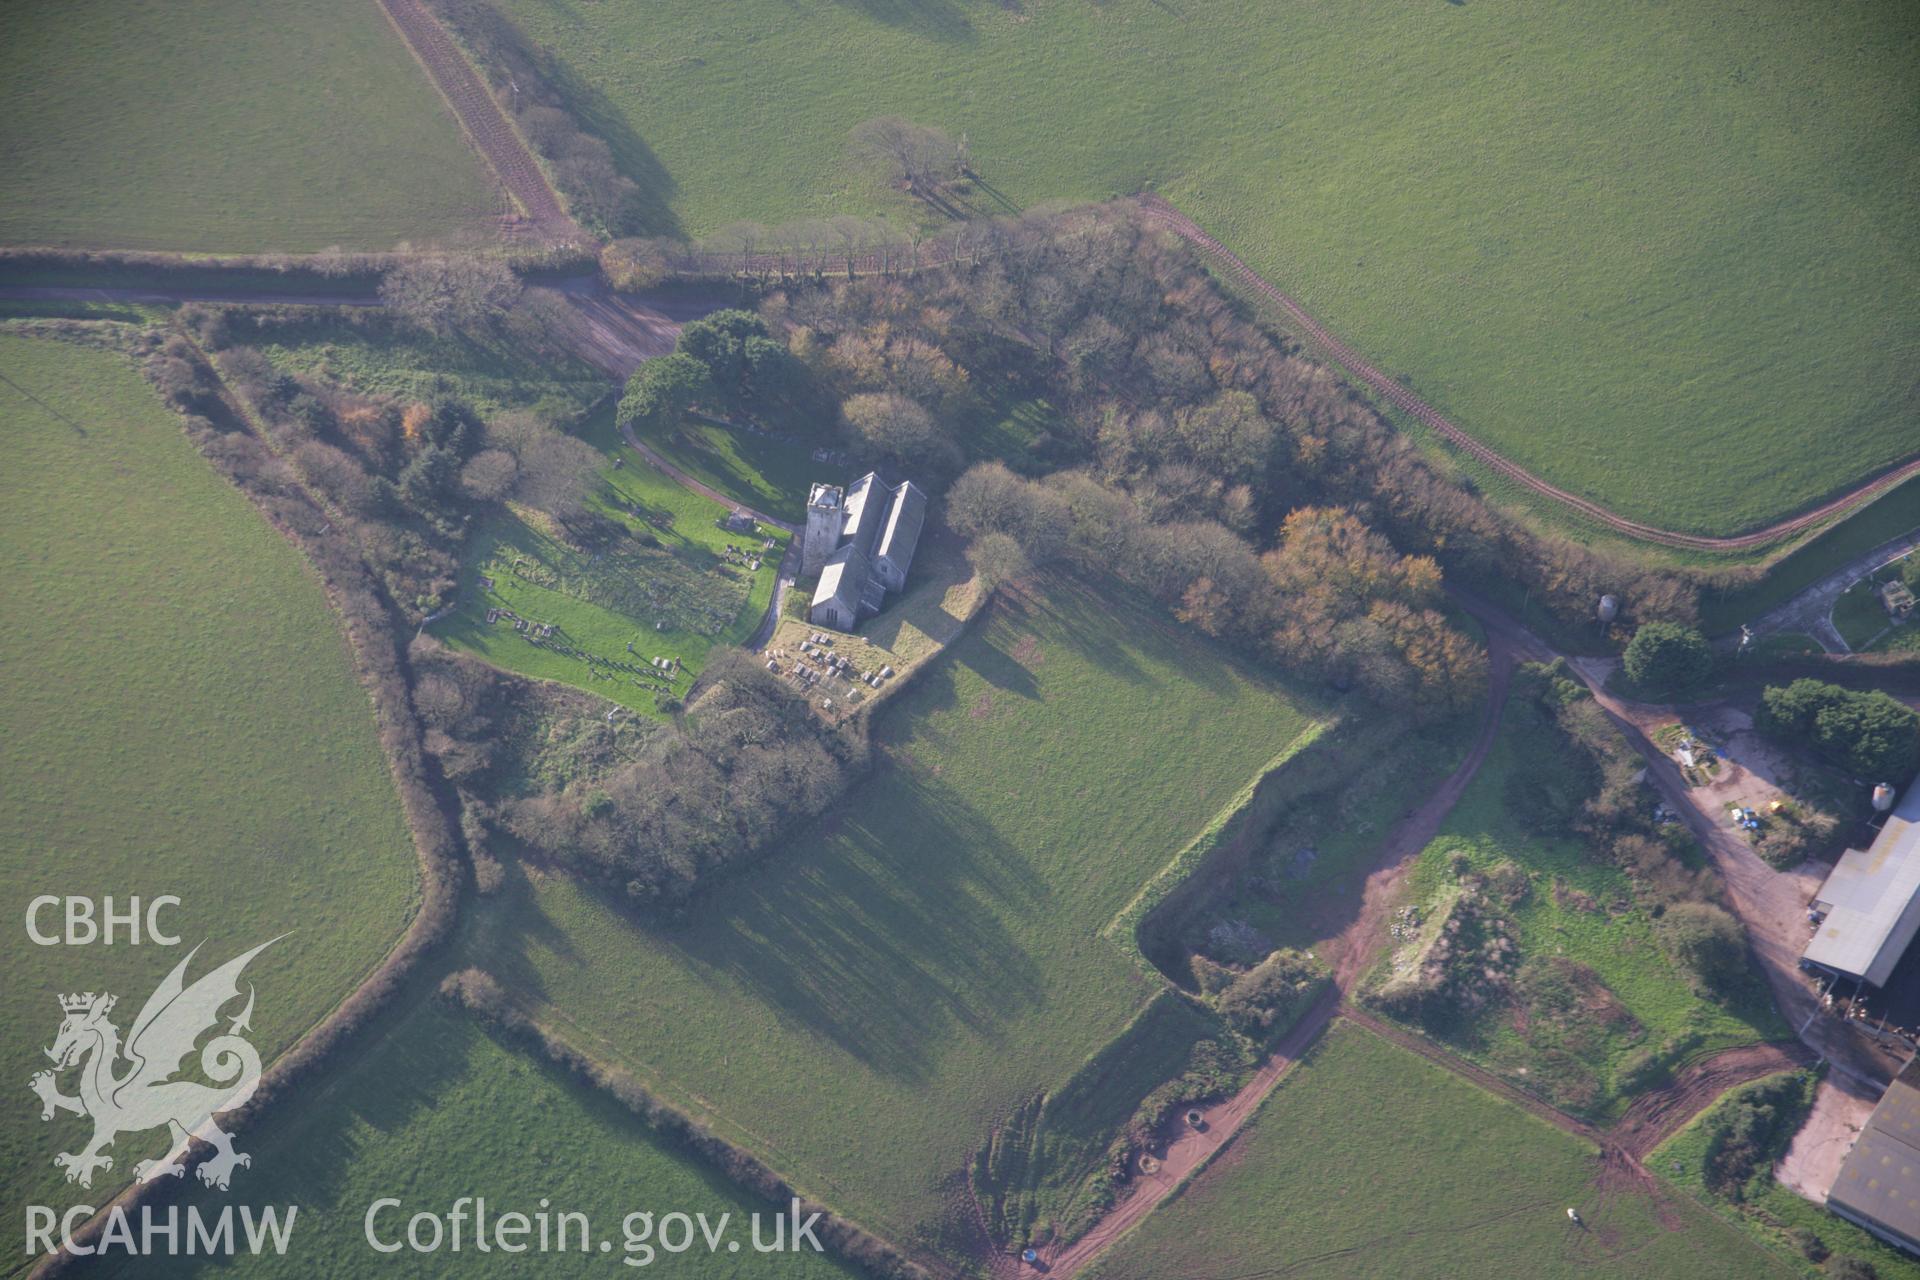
[803,482,845,576]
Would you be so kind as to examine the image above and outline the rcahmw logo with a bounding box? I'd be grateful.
[23,920,299,1259]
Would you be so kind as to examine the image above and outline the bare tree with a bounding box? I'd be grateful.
[379,258,521,333]
[849,116,957,196]
[703,221,768,279]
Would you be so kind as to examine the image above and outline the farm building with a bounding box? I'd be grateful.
[804,472,925,630]
[1804,778,1920,988]
[1884,580,1917,621]
[1829,1056,1920,1255]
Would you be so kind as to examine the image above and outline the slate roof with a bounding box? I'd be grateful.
[810,542,868,624]
[840,472,884,557]
[875,480,927,578]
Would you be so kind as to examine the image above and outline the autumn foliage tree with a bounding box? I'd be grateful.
[1262,507,1482,714]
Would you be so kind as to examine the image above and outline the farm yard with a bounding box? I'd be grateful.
[492,0,1920,538]
[106,999,862,1280]
[0,332,420,1260]
[435,408,790,713]
[454,570,1322,1260]
[1085,1020,1784,1280]
[0,0,498,251]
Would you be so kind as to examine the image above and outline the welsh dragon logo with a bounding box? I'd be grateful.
[30,940,277,1192]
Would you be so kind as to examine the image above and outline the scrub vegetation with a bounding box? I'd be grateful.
[1374,663,1787,1118]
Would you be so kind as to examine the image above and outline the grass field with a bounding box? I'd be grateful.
[1830,553,1920,653]
[456,571,1320,1256]
[635,416,822,519]
[498,0,1919,537]
[433,404,787,712]
[1834,578,1898,651]
[1087,1020,1786,1280]
[0,0,498,251]
[1392,697,1787,1118]
[0,333,418,1263]
[1652,1072,1920,1280]
[108,1000,861,1278]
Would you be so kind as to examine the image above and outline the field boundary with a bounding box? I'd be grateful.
[28,329,467,1278]
[1100,720,1332,966]
[377,0,580,241]
[1137,194,1920,553]
[442,970,945,1279]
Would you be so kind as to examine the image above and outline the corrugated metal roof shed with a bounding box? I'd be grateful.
[1805,778,1920,987]
[1831,1058,1920,1254]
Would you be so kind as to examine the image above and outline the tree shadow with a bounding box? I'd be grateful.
[127,994,476,1238]
[660,761,1050,1080]
[538,50,685,239]
[830,0,978,43]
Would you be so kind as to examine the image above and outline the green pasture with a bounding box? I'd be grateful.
[456,571,1319,1258]
[434,406,788,712]
[1831,553,1920,652]
[635,416,822,518]
[0,0,497,251]
[0,333,418,1264]
[1395,698,1787,1118]
[1834,579,1896,651]
[499,0,1919,537]
[109,1000,860,1279]
[1652,1072,1920,1280]
[1087,1020,1785,1280]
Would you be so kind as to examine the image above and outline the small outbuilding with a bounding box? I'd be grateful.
[1883,580,1917,621]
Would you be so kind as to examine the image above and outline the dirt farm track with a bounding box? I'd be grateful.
[378,0,579,239]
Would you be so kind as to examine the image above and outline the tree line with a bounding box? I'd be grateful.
[179,299,600,619]
[620,203,1719,717]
